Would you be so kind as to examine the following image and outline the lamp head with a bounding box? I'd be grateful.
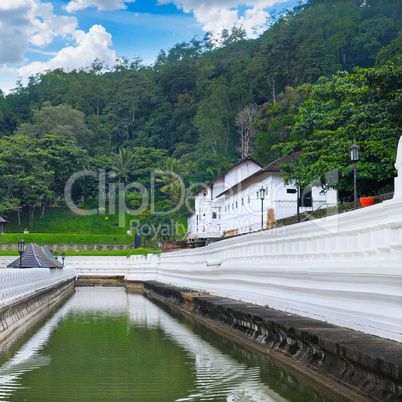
[18,236,25,254]
[350,143,360,162]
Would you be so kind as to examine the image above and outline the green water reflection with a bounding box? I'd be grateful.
[0,288,338,401]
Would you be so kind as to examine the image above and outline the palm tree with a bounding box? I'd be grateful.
[155,157,187,217]
[113,147,135,184]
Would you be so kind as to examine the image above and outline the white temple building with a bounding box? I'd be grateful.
[185,153,338,242]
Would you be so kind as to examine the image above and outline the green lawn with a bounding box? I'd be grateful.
[4,205,187,240]
[5,206,130,235]
[2,203,187,251]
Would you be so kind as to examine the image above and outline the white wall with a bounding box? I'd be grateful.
[224,161,261,189]
[68,197,402,342]
[162,198,402,342]
[0,267,76,306]
[3,198,399,342]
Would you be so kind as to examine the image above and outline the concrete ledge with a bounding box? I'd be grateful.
[0,278,75,343]
[76,275,126,287]
[142,280,401,402]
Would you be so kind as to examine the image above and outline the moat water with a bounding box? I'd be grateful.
[0,287,338,401]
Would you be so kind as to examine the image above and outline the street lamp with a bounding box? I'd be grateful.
[61,252,65,265]
[295,171,300,222]
[54,251,58,260]
[259,186,266,230]
[18,235,25,268]
[350,143,360,208]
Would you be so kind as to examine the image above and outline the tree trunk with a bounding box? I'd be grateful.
[29,206,33,227]
[40,198,47,218]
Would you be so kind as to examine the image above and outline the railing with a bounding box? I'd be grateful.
[0,267,76,307]
[156,198,402,342]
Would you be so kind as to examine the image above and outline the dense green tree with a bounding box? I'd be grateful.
[275,63,401,199]
[0,135,89,223]
[194,76,232,155]
[15,103,92,150]
[254,84,312,163]
[376,38,402,66]
[130,147,168,186]
[106,69,157,145]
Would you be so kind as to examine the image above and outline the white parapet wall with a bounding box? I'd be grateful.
[108,197,400,343]
[154,198,402,342]
[0,267,76,307]
[69,254,159,281]
[11,197,400,343]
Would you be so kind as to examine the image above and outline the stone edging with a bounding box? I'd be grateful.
[140,280,401,402]
[0,278,75,342]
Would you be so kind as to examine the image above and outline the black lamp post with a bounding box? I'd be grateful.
[61,252,65,265]
[54,251,58,260]
[259,186,266,230]
[18,235,25,268]
[350,143,360,208]
[295,171,300,223]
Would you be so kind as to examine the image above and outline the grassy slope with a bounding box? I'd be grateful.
[2,204,187,251]
[6,206,130,235]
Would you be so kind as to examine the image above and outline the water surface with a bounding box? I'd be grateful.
[0,288,337,401]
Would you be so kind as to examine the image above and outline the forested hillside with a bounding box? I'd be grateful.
[0,0,400,226]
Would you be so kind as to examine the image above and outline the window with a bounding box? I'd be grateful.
[242,199,244,206]
[256,192,259,200]
[236,201,238,208]
[212,212,217,219]
[248,196,250,203]
[300,187,312,208]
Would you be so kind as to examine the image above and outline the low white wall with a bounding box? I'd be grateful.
[69,254,159,281]
[70,198,402,342]
[155,198,402,342]
[6,198,399,342]
[0,267,76,307]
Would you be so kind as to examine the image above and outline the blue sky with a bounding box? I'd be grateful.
[0,0,296,93]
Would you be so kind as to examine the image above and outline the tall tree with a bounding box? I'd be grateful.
[113,147,135,184]
[275,63,402,198]
[235,103,259,158]
[15,103,92,150]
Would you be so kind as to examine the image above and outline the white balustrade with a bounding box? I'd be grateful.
[40,194,402,342]
[0,267,76,307]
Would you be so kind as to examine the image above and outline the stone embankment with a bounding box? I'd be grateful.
[0,268,76,342]
[140,280,401,402]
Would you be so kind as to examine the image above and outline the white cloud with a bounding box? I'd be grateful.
[18,25,116,79]
[158,0,289,39]
[0,0,78,64]
[31,2,78,47]
[65,0,136,13]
